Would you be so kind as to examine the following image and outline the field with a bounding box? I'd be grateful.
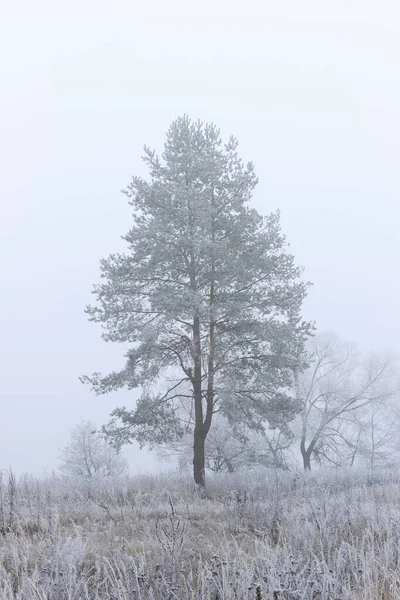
[1,467,400,599]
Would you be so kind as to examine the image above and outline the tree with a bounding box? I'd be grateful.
[157,409,293,474]
[59,420,128,479]
[82,116,312,487]
[156,414,247,474]
[351,403,398,469]
[295,334,398,471]
[156,390,295,475]
[323,400,400,470]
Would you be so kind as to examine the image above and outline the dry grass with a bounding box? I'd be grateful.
[1,467,400,598]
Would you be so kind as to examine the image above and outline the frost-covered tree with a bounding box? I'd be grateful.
[350,403,398,469]
[313,397,400,470]
[59,420,128,479]
[156,398,294,474]
[295,334,399,470]
[82,116,312,487]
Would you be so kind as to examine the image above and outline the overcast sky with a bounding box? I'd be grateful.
[1,0,399,475]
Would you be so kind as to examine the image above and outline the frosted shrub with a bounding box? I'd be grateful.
[54,530,86,573]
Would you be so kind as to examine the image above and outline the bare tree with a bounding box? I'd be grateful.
[295,334,398,471]
[157,406,293,474]
[156,415,252,474]
[350,402,399,469]
[59,420,128,479]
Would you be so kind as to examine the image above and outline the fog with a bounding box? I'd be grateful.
[1,0,399,475]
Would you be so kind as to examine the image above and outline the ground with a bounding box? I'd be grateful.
[1,467,400,599]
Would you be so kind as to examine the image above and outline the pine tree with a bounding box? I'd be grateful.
[82,116,312,487]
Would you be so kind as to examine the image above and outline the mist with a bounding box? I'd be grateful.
[1,0,400,476]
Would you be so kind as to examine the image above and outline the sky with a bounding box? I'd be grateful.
[1,0,400,475]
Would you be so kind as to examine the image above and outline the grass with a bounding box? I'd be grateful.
[1,467,400,598]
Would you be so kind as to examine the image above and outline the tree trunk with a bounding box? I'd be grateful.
[300,417,321,472]
[300,437,314,471]
[190,187,216,487]
[225,457,235,473]
[193,428,206,486]
[192,314,208,487]
[302,449,312,471]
